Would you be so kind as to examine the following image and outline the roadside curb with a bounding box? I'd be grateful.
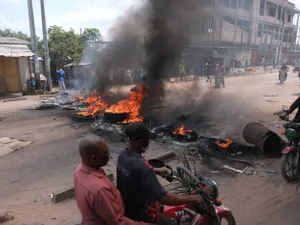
[152,151,176,162]
[50,174,115,204]
[2,97,27,103]
[50,187,75,204]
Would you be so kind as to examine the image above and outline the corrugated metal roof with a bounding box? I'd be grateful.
[0,44,34,57]
[0,37,29,45]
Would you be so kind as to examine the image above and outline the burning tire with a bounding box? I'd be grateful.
[219,213,236,225]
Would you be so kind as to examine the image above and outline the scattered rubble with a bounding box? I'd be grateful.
[0,212,14,224]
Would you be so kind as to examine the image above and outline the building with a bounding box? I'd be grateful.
[0,37,34,93]
[186,0,299,74]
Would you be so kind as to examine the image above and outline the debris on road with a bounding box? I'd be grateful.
[0,212,14,224]
[223,165,244,174]
[243,122,284,156]
[264,170,278,174]
[0,137,31,158]
[2,97,27,103]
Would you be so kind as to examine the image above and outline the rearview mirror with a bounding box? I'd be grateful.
[282,105,289,111]
[148,159,166,168]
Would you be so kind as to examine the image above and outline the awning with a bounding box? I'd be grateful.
[0,44,34,57]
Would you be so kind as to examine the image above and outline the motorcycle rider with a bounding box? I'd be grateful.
[280,97,300,123]
[279,62,288,81]
[215,63,225,87]
[116,122,203,225]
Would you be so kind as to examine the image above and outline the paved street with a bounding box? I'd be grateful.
[1,72,300,224]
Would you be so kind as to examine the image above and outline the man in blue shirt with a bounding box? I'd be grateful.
[117,122,203,225]
[57,65,66,93]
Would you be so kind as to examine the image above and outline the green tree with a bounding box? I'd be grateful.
[48,25,83,69]
[82,28,103,42]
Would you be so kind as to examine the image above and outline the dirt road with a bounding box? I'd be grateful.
[1,72,300,224]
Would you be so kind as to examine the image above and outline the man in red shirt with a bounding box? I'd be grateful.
[74,135,154,225]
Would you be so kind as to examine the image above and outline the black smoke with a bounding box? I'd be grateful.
[143,0,194,107]
[92,0,196,106]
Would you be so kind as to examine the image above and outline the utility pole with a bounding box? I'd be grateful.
[276,0,285,67]
[40,0,52,91]
[27,0,41,89]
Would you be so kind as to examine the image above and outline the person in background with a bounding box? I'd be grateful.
[117,122,203,225]
[191,68,200,80]
[57,65,66,93]
[204,61,212,83]
[179,60,187,82]
[125,69,133,85]
[137,68,144,81]
[74,135,154,225]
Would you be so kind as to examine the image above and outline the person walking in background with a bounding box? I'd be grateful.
[125,69,133,85]
[205,61,212,83]
[179,60,187,82]
[57,65,66,93]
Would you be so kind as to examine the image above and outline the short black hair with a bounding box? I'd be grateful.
[124,122,153,140]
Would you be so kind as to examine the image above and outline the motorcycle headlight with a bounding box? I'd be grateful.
[200,180,219,199]
[285,128,297,141]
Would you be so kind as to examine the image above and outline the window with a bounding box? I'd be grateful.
[189,16,215,34]
[258,23,263,37]
[237,19,250,31]
[259,0,265,16]
[287,12,292,23]
[231,0,237,9]
[203,0,215,5]
[267,2,277,17]
[239,0,252,10]
[224,0,230,7]
[223,16,235,25]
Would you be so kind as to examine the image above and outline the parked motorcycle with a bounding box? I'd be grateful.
[148,159,236,225]
[278,105,300,182]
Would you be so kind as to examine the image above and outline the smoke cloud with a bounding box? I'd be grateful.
[92,0,196,106]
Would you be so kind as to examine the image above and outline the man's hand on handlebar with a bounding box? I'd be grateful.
[187,194,204,204]
[279,113,289,121]
[154,168,168,177]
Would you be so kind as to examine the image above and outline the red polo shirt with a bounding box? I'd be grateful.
[74,163,154,225]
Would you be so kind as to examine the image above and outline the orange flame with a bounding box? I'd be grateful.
[105,85,146,123]
[216,138,232,148]
[173,125,193,136]
[77,95,108,118]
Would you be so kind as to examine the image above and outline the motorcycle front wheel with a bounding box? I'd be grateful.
[281,152,300,182]
[220,213,236,225]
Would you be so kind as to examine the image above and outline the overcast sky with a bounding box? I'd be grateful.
[0,0,299,40]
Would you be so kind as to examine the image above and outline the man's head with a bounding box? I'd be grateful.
[58,65,62,70]
[79,135,110,169]
[124,122,153,154]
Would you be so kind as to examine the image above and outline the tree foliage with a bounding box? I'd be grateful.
[0,27,103,72]
[82,28,103,42]
[48,25,83,68]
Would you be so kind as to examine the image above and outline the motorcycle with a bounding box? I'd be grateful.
[278,70,287,84]
[278,105,300,182]
[293,67,300,73]
[148,159,236,225]
[215,73,225,88]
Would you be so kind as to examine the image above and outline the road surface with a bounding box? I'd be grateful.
[1,72,300,224]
